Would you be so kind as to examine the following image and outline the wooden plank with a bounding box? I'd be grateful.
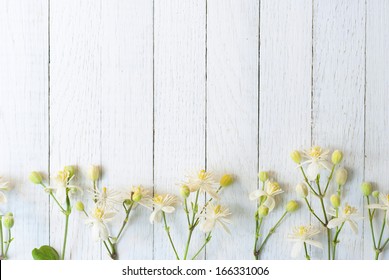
[365,0,389,260]
[312,0,365,259]
[154,0,206,260]
[0,0,49,260]
[50,0,101,259]
[258,0,312,260]
[207,0,259,259]
[101,0,154,259]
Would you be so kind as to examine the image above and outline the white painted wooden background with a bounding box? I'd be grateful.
[0,0,388,260]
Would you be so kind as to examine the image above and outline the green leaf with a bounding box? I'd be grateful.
[32,245,60,260]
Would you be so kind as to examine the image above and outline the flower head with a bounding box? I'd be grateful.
[301,146,331,181]
[149,194,178,224]
[86,207,116,241]
[48,168,82,204]
[249,181,284,212]
[367,193,389,225]
[88,165,100,181]
[93,186,122,211]
[0,177,11,204]
[198,203,231,234]
[130,185,152,208]
[186,170,219,199]
[288,225,323,258]
[327,203,363,234]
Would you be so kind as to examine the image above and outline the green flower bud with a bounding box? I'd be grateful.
[29,171,43,185]
[290,150,302,164]
[220,174,234,187]
[258,171,269,183]
[180,185,190,198]
[335,168,348,186]
[257,205,269,217]
[64,165,76,178]
[3,212,14,229]
[124,199,133,205]
[372,190,380,198]
[296,183,308,198]
[286,200,299,213]
[74,201,85,212]
[331,150,343,165]
[330,194,341,208]
[88,165,100,181]
[132,192,142,202]
[361,182,373,196]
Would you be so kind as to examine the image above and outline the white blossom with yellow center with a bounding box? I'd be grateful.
[327,203,363,234]
[0,177,11,204]
[46,169,82,204]
[130,185,152,208]
[86,206,116,241]
[186,170,219,200]
[249,181,284,212]
[367,193,389,225]
[301,146,331,181]
[288,225,323,258]
[198,203,232,234]
[149,194,178,224]
[93,186,122,211]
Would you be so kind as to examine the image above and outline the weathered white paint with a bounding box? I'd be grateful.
[0,0,388,260]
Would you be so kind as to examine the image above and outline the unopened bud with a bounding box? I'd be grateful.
[88,165,100,181]
[29,171,43,185]
[2,212,14,229]
[296,183,308,198]
[220,174,234,187]
[290,150,302,164]
[180,185,190,198]
[64,165,76,179]
[335,168,348,186]
[372,191,380,198]
[257,205,269,217]
[330,194,341,208]
[331,150,343,165]
[361,182,373,196]
[75,201,85,212]
[258,171,269,183]
[286,200,299,213]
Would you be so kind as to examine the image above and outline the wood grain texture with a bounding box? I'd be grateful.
[50,0,102,259]
[207,0,259,259]
[101,0,154,260]
[154,0,206,260]
[365,0,389,260]
[259,0,312,260]
[0,0,49,260]
[312,0,365,259]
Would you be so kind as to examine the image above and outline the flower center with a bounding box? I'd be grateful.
[214,205,221,214]
[57,170,70,183]
[153,195,164,204]
[268,182,281,194]
[298,226,308,236]
[94,208,104,219]
[386,194,389,202]
[343,204,357,215]
[198,170,207,180]
[309,146,322,158]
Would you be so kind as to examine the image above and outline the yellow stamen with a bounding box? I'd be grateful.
[153,195,164,204]
[343,204,357,215]
[94,208,104,219]
[298,226,308,236]
[198,170,207,180]
[214,205,221,214]
[309,146,322,158]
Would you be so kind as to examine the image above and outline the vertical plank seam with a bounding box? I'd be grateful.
[256,0,261,257]
[48,0,51,248]
[204,0,208,260]
[363,0,367,259]
[99,0,103,260]
[152,0,155,260]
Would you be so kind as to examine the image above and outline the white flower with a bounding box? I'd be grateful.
[186,170,219,199]
[249,181,283,211]
[198,203,231,234]
[86,207,116,241]
[130,185,152,208]
[288,225,323,258]
[47,169,82,204]
[327,203,363,234]
[150,194,178,224]
[367,193,389,225]
[301,146,331,181]
[92,186,122,211]
[0,177,11,204]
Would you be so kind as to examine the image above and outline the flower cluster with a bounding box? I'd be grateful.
[152,170,234,260]
[290,146,362,260]
[250,172,299,259]
[361,182,389,259]
[0,177,14,260]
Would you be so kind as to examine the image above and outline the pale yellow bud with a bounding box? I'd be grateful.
[64,166,76,179]
[296,183,308,198]
[258,171,269,183]
[330,194,341,208]
[2,212,14,229]
[220,174,234,187]
[335,168,348,186]
[132,192,142,202]
[286,200,299,213]
[75,201,85,212]
[372,191,380,198]
[290,150,302,164]
[180,185,190,198]
[88,165,100,181]
[331,150,343,165]
[361,182,373,196]
[29,171,43,185]
[257,205,269,217]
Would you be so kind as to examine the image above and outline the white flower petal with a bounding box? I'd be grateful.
[291,242,303,258]
[305,239,323,250]
[348,220,358,234]
[200,219,215,233]
[150,210,162,224]
[217,220,231,234]
[264,196,276,212]
[0,191,7,204]
[327,218,344,229]
[249,190,266,201]
[306,162,320,181]
[366,204,387,210]
[162,206,175,214]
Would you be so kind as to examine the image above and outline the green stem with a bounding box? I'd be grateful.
[191,232,212,260]
[323,165,336,195]
[377,211,387,249]
[184,199,191,226]
[316,180,330,260]
[299,167,319,196]
[183,190,200,260]
[116,203,133,242]
[0,216,4,258]
[103,241,112,256]
[255,211,288,257]
[61,192,71,260]
[303,198,326,226]
[4,229,12,258]
[107,239,117,260]
[304,242,311,260]
[93,180,97,203]
[40,183,66,213]
[332,222,345,260]
[162,212,179,260]
[380,238,389,251]
[254,216,264,260]
[366,196,377,250]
